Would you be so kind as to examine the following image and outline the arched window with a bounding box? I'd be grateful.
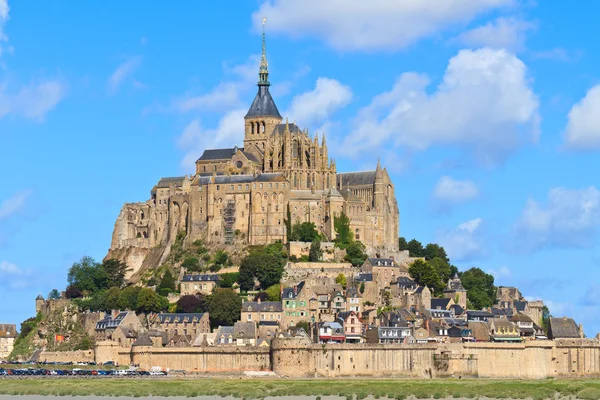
[140,211,144,220]
[143,231,148,239]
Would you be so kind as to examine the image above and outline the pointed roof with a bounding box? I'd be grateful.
[245,18,281,119]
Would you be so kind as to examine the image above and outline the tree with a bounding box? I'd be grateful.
[238,257,257,292]
[101,259,130,289]
[157,269,176,295]
[265,284,281,301]
[118,286,142,310]
[295,321,310,333]
[67,256,107,294]
[398,237,408,251]
[335,273,347,289]
[176,294,207,313]
[210,250,229,272]
[344,241,368,267]
[65,285,83,299]
[181,256,201,272]
[309,239,322,262]
[218,273,240,289]
[207,289,242,329]
[47,289,61,300]
[334,212,353,248]
[291,222,320,242]
[360,282,365,294]
[137,288,168,313]
[104,287,121,311]
[423,243,449,263]
[406,239,424,258]
[239,246,286,291]
[540,305,551,334]
[408,259,443,294]
[460,267,496,310]
[284,203,293,243]
[429,257,452,286]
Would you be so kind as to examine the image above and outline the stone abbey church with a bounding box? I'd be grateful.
[110,30,399,258]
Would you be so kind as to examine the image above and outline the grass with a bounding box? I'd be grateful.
[0,378,600,399]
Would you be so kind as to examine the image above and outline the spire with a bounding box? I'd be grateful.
[376,157,381,171]
[322,133,327,147]
[259,17,269,86]
[376,157,383,179]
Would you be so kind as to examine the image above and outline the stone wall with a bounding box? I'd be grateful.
[283,262,357,284]
[130,346,271,372]
[38,350,94,363]
[288,241,337,261]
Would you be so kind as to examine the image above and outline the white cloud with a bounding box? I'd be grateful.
[341,48,539,166]
[436,217,488,262]
[0,80,66,120]
[431,176,479,212]
[0,0,9,56]
[487,266,512,281]
[0,189,32,220]
[455,17,535,51]
[173,56,259,113]
[564,85,600,150]
[0,260,30,290]
[177,109,247,172]
[108,57,142,94]
[512,186,600,252]
[253,0,513,51]
[286,78,352,127]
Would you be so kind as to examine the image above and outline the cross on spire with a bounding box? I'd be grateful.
[259,17,269,86]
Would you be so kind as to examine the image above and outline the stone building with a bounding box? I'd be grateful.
[180,274,220,296]
[0,324,16,360]
[443,273,467,309]
[240,299,283,324]
[95,311,143,345]
[107,26,400,275]
[149,313,210,347]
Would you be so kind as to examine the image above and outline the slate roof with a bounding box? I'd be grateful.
[282,281,305,299]
[345,287,361,298]
[446,273,465,291]
[431,298,452,310]
[181,274,220,282]
[337,311,356,321]
[242,301,283,312]
[337,171,377,187]
[450,304,465,316]
[96,312,131,331]
[234,321,256,339]
[245,85,282,119]
[154,313,207,324]
[273,123,302,134]
[511,313,533,323]
[197,173,287,185]
[514,301,528,312]
[258,320,279,326]
[215,326,234,344]
[397,276,417,288]
[355,273,373,282]
[367,258,396,267]
[132,332,153,347]
[467,310,495,318]
[549,317,580,339]
[156,177,186,188]
[198,148,239,161]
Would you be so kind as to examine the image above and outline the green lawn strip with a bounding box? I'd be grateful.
[0,378,600,398]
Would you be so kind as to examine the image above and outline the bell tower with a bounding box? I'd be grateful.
[244,18,282,161]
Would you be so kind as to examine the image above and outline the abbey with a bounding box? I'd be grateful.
[109,29,399,257]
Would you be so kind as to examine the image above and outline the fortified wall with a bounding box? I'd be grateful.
[89,338,600,378]
[283,262,356,285]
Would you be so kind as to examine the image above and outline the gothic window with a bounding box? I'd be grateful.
[140,212,144,220]
[292,141,299,158]
[143,231,148,239]
[216,185,220,190]
[203,166,206,172]
[136,232,141,238]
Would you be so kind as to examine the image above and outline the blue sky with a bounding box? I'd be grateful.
[1,1,600,334]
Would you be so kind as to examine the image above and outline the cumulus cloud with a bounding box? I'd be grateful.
[341,48,539,166]
[0,80,66,120]
[177,109,247,172]
[0,260,30,290]
[511,186,600,252]
[286,78,352,127]
[253,0,512,51]
[455,17,535,51]
[0,189,32,220]
[431,176,479,212]
[564,85,600,150]
[107,57,142,94]
[435,217,488,262]
[173,56,259,113]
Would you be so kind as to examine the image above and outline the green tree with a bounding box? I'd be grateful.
[88,289,109,312]
[406,239,424,257]
[460,267,496,310]
[181,256,200,272]
[67,256,107,294]
[333,212,353,248]
[309,239,322,262]
[47,289,61,300]
[101,259,130,289]
[118,286,142,310]
[284,203,293,242]
[137,288,168,313]
[104,287,121,311]
[540,305,551,334]
[238,257,257,292]
[429,257,452,286]
[218,272,240,289]
[157,269,176,295]
[344,241,368,267]
[423,243,449,263]
[265,284,281,301]
[335,273,347,288]
[239,246,286,291]
[207,289,242,329]
[210,250,229,272]
[291,222,320,242]
[408,259,443,294]
[398,237,408,251]
[360,282,365,294]
[295,321,310,333]
[176,294,207,313]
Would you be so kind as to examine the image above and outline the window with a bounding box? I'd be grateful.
[260,183,263,188]
[216,185,220,190]
[230,185,234,190]
[246,184,249,190]
[247,314,252,321]
[236,161,243,169]
[238,185,242,190]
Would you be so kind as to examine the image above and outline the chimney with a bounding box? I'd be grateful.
[294,285,298,295]
[257,297,261,304]
[579,324,584,339]
[111,309,120,319]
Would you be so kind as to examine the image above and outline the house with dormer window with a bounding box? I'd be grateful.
[149,312,210,345]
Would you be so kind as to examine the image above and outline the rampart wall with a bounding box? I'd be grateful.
[38,350,94,363]
[283,262,356,284]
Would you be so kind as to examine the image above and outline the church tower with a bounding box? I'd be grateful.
[244,18,282,160]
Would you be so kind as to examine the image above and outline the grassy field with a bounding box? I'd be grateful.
[0,378,600,399]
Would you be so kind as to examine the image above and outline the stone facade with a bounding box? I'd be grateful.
[0,324,16,360]
[106,30,399,276]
